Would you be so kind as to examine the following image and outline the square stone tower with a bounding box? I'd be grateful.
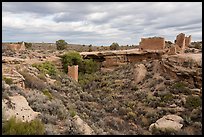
[68,65,78,82]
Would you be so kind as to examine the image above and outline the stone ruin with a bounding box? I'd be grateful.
[80,33,192,68]
[2,41,26,51]
[139,37,165,51]
[171,33,192,54]
[175,33,186,51]
[68,65,78,82]
[138,33,191,54]
[185,35,192,48]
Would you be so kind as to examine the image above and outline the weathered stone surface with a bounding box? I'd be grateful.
[161,53,202,88]
[80,49,165,68]
[68,65,78,82]
[149,114,184,132]
[2,68,25,89]
[2,95,41,122]
[73,115,95,135]
[168,45,177,55]
[2,42,25,51]
[190,88,201,94]
[176,33,185,51]
[2,56,25,64]
[134,64,147,84]
[185,35,192,48]
[139,37,165,50]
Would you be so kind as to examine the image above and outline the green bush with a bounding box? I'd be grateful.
[88,44,93,52]
[170,82,191,95]
[185,96,202,109]
[131,85,138,91]
[60,51,99,74]
[126,111,136,121]
[42,89,53,100]
[160,93,174,103]
[69,109,77,117]
[80,59,99,74]
[56,39,67,50]
[60,51,83,73]
[32,61,57,76]
[2,117,45,135]
[78,73,99,88]
[151,126,177,135]
[3,77,13,85]
[25,42,32,49]
[110,42,120,50]
[37,73,47,82]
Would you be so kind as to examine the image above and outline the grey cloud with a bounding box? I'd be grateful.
[53,12,87,22]
[2,2,56,15]
[2,2,202,45]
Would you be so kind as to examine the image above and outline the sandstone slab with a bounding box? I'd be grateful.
[149,114,184,132]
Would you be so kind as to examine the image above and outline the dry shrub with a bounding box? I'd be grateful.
[19,71,47,90]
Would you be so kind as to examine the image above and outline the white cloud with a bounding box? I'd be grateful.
[87,12,108,21]
[2,2,202,45]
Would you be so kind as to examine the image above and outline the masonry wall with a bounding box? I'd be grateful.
[185,35,192,48]
[168,45,177,55]
[139,37,165,50]
[2,42,25,51]
[68,65,78,81]
[175,33,185,50]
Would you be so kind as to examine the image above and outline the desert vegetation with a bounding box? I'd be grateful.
[2,40,202,135]
[2,117,45,135]
[56,39,68,50]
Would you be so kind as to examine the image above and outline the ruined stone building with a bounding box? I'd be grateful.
[171,33,192,54]
[68,65,78,82]
[185,35,192,48]
[175,33,186,51]
[139,37,165,51]
[2,42,26,51]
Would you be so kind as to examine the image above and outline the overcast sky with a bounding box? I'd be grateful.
[2,2,202,46]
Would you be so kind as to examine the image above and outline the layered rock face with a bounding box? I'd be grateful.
[161,53,202,88]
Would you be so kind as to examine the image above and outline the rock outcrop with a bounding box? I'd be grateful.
[133,64,147,84]
[149,114,184,132]
[2,95,41,122]
[162,53,202,88]
[72,115,95,135]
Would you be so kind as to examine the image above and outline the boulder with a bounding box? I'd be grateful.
[72,115,95,135]
[2,95,41,122]
[134,64,147,84]
[149,114,184,132]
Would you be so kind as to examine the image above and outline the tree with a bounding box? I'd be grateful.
[56,39,67,50]
[60,51,83,73]
[88,44,93,52]
[110,42,119,50]
[80,59,99,74]
[25,42,32,49]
